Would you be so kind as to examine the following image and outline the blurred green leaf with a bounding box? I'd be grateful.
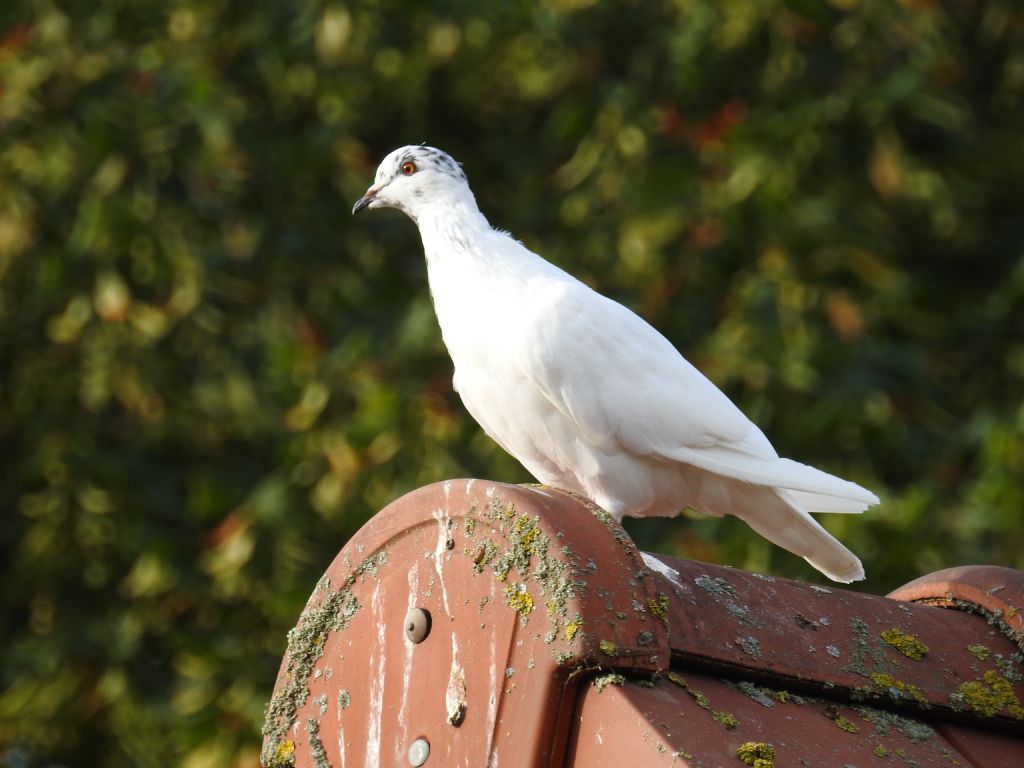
[1,0,1023,765]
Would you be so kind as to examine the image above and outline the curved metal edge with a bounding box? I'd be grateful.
[888,565,1024,652]
[261,479,671,767]
[362,479,673,669]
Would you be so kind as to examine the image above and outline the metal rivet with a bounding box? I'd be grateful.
[408,737,430,766]
[405,608,431,644]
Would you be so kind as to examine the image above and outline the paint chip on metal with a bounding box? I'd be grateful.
[445,663,467,726]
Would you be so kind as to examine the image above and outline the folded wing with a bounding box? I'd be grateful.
[520,280,878,512]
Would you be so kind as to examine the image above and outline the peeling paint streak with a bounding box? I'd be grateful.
[446,652,468,725]
[396,565,420,759]
[449,633,463,697]
[366,583,386,768]
[642,552,682,588]
[433,508,453,617]
[485,577,501,762]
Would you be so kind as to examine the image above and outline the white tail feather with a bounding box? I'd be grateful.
[787,490,872,514]
[667,447,879,510]
[730,486,865,583]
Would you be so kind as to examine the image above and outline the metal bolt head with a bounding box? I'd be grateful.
[408,737,430,766]
[405,608,431,644]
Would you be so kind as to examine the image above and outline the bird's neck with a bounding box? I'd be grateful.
[412,198,512,351]
[414,198,494,277]
[415,199,495,292]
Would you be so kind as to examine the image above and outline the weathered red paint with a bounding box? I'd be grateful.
[643,552,1024,724]
[567,672,988,766]
[262,480,1024,767]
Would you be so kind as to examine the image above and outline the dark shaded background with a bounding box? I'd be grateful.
[1,1,1022,765]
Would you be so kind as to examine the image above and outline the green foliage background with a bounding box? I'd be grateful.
[1,0,1022,765]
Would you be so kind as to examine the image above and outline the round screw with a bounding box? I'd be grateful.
[408,737,430,766]
[405,608,431,644]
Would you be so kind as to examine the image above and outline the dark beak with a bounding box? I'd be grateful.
[352,188,377,215]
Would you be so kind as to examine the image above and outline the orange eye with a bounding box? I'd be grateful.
[401,161,416,176]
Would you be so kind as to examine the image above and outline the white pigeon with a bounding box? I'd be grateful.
[353,145,878,582]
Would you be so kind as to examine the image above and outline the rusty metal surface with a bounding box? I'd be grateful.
[261,480,669,768]
[565,670,998,767]
[642,552,1024,727]
[262,479,1024,767]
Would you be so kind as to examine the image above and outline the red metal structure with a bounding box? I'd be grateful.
[262,480,1024,767]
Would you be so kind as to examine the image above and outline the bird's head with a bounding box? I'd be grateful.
[352,145,472,220]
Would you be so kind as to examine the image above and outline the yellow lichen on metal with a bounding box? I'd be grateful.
[879,627,929,660]
[563,616,582,641]
[833,715,859,733]
[512,514,540,549]
[713,710,739,729]
[869,672,927,704]
[647,593,669,627]
[275,739,295,762]
[951,669,1024,719]
[966,643,990,661]
[593,672,626,693]
[663,671,714,711]
[736,741,776,768]
[503,583,535,616]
